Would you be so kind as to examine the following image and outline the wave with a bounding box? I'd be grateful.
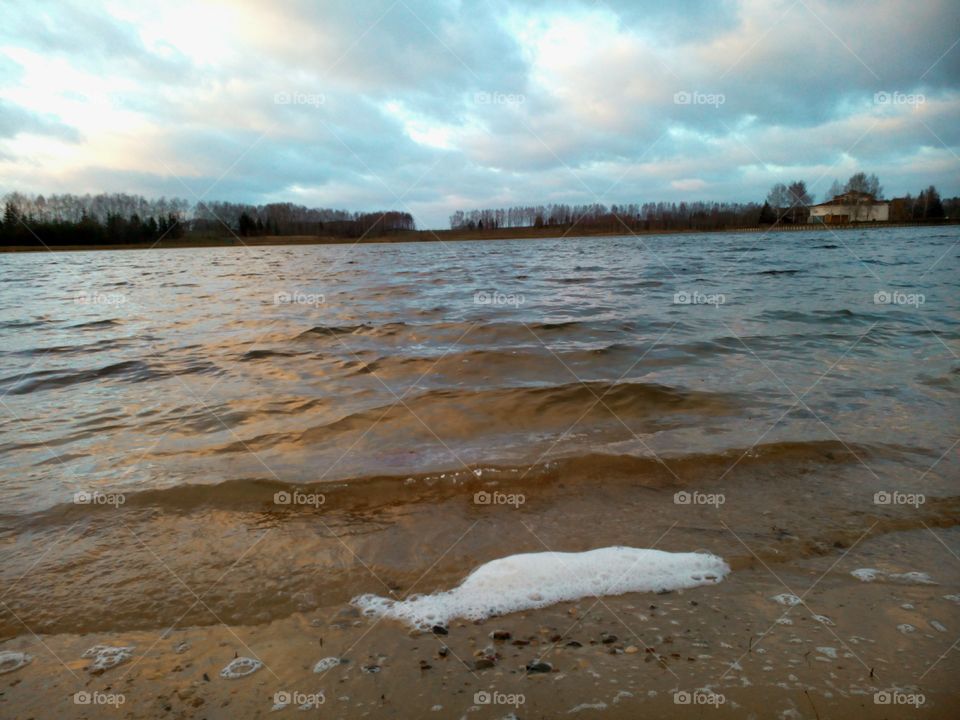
[3,440,898,524]
[239,348,304,361]
[201,380,745,454]
[69,319,122,329]
[0,357,220,395]
[294,322,407,340]
[0,338,126,357]
[0,360,154,395]
[0,319,48,329]
[757,308,885,324]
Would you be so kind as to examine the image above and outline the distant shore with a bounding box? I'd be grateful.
[1,219,956,252]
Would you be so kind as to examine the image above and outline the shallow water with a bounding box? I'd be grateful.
[0,227,957,638]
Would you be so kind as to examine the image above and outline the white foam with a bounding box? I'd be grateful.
[219,656,263,679]
[352,546,729,629]
[771,593,802,606]
[0,651,32,675]
[889,571,935,585]
[82,645,134,672]
[313,656,341,673]
[851,568,935,585]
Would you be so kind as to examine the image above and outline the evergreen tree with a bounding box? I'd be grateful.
[758,201,775,224]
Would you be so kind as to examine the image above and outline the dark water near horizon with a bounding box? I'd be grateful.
[0,226,958,636]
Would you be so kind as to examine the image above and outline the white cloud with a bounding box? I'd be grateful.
[0,0,957,227]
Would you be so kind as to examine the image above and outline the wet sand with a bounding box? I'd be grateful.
[2,529,958,719]
[2,450,958,718]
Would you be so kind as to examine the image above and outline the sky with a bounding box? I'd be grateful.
[1,0,958,229]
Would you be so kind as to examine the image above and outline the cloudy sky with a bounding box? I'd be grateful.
[1,0,958,228]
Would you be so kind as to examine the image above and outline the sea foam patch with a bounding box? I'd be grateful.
[82,645,134,672]
[0,651,31,675]
[352,546,729,629]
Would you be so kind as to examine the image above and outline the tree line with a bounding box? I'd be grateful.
[450,201,764,232]
[452,172,956,231]
[0,192,415,246]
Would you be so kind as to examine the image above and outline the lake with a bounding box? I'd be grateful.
[0,227,957,717]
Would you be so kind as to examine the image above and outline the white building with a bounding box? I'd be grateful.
[808,191,889,224]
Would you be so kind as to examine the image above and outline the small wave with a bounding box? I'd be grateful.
[755,269,802,276]
[70,319,122,330]
[294,322,407,340]
[0,360,154,395]
[10,439,881,520]
[757,308,884,325]
[0,319,47,329]
[0,357,219,395]
[239,349,302,361]
[0,338,125,357]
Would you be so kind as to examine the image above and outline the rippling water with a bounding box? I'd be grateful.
[0,227,957,634]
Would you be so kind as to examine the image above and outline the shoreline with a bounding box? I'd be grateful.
[1,220,956,253]
[2,524,956,719]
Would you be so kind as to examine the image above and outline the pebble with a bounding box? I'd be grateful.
[526,660,552,673]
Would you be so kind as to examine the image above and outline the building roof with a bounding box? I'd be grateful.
[811,191,887,208]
